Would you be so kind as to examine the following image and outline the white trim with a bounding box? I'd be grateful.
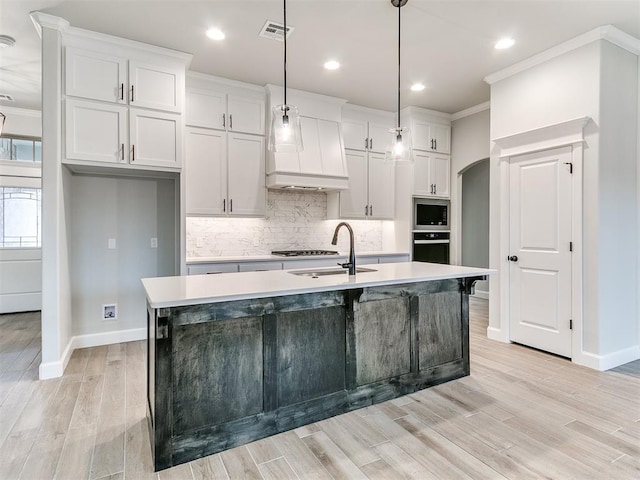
[451,102,490,121]
[342,103,395,120]
[485,25,640,85]
[0,293,41,314]
[573,346,640,372]
[486,325,508,343]
[39,327,147,379]
[187,71,265,93]
[493,117,589,157]
[401,106,452,122]
[30,12,70,38]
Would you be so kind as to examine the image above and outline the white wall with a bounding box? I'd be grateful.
[187,190,385,258]
[488,37,639,369]
[0,107,43,313]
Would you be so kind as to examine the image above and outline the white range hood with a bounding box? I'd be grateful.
[265,84,349,191]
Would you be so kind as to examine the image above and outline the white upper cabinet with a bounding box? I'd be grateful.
[185,128,265,217]
[65,48,183,113]
[186,85,265,135]
[129,109,182,168]
[65,48,127,104]
[411,120,451,154]
[413,151,450,198]
[128,60,182,112]
[333,150,394,220]
[341,107,394,154]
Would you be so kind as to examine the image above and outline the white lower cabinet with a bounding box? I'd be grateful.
[335,150,395,219]
[185,127,265,216]
[65,98,181,168]
[238,262,283,272]
[413,151,450,198]
[187,263,239,275]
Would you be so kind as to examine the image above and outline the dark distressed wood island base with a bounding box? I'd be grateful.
[146,276,484,471]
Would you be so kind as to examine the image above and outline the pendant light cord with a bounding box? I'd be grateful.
[397,1,401,130]
[283,0,287,107]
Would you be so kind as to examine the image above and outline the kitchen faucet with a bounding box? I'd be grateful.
[331,222,356,276]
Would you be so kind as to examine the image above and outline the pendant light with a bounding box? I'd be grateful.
[385,0,412,163]
[268,0,303,152]
[0,112,5,137]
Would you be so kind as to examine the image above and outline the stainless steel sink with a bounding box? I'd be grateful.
[288,267,377,277]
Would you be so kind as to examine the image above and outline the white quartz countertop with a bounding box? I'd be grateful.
[142,262,495,309]
[186,251,410,264]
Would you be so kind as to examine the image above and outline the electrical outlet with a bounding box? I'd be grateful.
[102,304,117,320]
[151,237,158,248]
[108,238,116,249]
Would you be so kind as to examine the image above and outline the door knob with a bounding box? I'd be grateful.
[508,255,518,262]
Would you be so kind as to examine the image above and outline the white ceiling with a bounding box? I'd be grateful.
[1,0,639,114]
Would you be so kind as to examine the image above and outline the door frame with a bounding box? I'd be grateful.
[492,117,588,365]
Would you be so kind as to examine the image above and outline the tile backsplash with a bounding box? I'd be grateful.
[187,190,384,257]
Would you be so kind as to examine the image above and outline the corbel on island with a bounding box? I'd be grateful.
[142,262,492,471]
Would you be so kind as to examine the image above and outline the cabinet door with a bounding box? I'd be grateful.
[412,150,432,196]
[186,88,226,130]
[430,124,450,154]
[367,122,393,153]
[129,60,182,113]
[430,154,450,198]
[339,150,368,219]
[317,119,347,177]
[367,152,395,219]
[298,117,323,174]
[65,47,127,104]
[228,95,265,135]
[65,99,128,164]
[129,109,182,168]
[185,128,226,215]
[227,133,265,216]
[188,263,238,275]
[411,121,431,151]
[238,262,282,272]
[341,119,367,151]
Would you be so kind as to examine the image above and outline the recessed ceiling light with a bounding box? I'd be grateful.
[206,28,225,41]
[324,60,340,70]
[410,83,426,92]
[0,35,16,48]
[495,38,515,50]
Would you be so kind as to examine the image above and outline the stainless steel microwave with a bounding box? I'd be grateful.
[413,198,450,230]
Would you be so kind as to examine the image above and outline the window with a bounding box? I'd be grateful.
[0,136,42,163]
[0,187,41,248]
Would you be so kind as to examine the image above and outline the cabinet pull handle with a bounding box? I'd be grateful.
[230,199,233,212]
[434,139,437,151]
[120,83,124,101]
[369,205,373,216]
[131,145,135,161]
[434,184,437,195]
[365,205,368,216]
[130,85,134,102]
[121,143,124,161]
[229,114,233,130]
[223,113,226,128]
[365,138,368,150]
[369,138,373,150]
[223,199,226,212]
[430,184,434,194]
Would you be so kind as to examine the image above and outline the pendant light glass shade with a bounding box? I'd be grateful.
[0,112,5,137]
[268,0,303,153]
[385,0,412,164]
[269,104,303,152]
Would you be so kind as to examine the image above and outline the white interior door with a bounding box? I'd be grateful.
[509,146,572,357]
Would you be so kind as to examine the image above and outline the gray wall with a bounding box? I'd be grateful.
[461,159,490,295]
[70,174,176,337]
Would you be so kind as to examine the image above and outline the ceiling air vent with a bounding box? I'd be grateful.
[0,94,15,102]
[259,20,293,41]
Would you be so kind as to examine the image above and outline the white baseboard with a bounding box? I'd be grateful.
[39,327,146,380]
[572,345,640,371]
[472,290,489,300]
[486,325,509,343]
[0,292,42,314]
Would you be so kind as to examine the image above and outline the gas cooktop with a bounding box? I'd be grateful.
[271,250,339,257]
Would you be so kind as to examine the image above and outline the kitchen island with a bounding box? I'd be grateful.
[142,262,492,471]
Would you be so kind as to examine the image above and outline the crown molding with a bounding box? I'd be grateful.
[451,101,490,121]
[30,11,70,38]
[485,25,640,85]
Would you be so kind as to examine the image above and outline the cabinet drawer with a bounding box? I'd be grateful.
[187,263,239,275]
[238,262,283,272]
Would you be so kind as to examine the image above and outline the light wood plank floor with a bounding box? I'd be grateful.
[1,299,639,480]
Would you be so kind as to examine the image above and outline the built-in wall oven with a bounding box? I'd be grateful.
[413,198,450,264]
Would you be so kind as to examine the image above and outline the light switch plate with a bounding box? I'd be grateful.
[151,237,158,248]
[108,238,116,249]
